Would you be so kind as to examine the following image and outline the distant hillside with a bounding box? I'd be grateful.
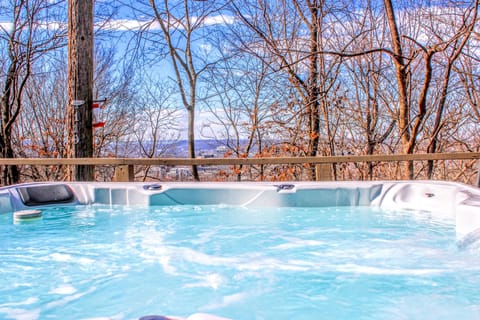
[165,139,253,157]
[111,139,253,158]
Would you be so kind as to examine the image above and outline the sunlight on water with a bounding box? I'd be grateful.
[1,205,480,320]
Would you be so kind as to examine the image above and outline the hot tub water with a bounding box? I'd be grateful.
[1,204,480,320]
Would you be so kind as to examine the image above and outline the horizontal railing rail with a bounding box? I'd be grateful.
[0,152,479,184]
[0,152,478,166]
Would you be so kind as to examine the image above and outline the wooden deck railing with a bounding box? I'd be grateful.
[0,152,479,184]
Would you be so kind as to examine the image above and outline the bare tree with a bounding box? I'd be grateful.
[425,2,479,178]
[231,0,350,179]
[340,1,396,179]
[202,39,282,180]
[382,0,478,179]
[0,0,65,185]
[120,0,226,181]
[16,53,69,181]
[382,0,416,178]
[132,79,181,181]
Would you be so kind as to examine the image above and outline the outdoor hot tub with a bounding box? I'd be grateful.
[1,181,480,319]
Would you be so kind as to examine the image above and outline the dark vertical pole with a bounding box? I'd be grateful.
[67,0,94,181]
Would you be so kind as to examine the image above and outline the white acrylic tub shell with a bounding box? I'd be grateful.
[1,180,479,242]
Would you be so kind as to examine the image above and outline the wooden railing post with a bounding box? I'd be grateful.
[315,163,332,181]
[477,159,480,187]
[114,165,134,182]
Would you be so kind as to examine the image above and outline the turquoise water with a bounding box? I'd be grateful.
[1,205,480,320]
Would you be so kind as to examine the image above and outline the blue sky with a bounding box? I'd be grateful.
[0,0,237,139]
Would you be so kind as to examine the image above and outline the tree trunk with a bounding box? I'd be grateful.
[427,1,478,177]
[426,66,451,179]
[307,8,320,158]
[187,107,199,180]
[383,0,413,179]
[0,47,22,185]
[0,72,19,185]
[2,134,19,185]
[307,2,321,180]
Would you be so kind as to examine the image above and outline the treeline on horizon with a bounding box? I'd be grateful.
[0,0,479,184]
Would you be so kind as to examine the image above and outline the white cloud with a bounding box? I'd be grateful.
[99,14,235,32]
[200,15,235,26]
[0,22,12,31]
